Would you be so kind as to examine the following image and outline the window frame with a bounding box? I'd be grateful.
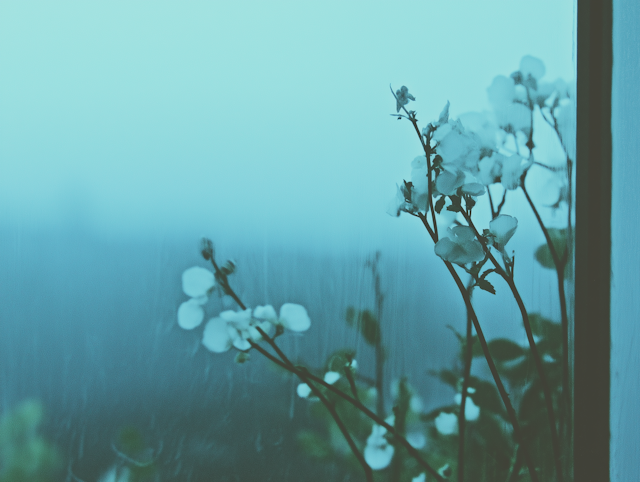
[575,0,612,480]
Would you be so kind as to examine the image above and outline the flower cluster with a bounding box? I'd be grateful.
[177,266,311,353]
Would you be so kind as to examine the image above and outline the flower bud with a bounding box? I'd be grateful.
[200,238,214,261]
[221,259,236,275]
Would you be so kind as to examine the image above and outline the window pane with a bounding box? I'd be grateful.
[611,0,640,480]
[0,2,575,481]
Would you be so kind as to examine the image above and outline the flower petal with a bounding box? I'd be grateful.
[490,214,518,249]
[520,55,546,81]
[324,371,341,385]
[435,412,458,435]
[202,318,233,353]
[177,299,205,330]
[279,303,311,332]
[297,383,312,398]
[364,443,395,470]
[182,267,215,298]
[253,305,277,321]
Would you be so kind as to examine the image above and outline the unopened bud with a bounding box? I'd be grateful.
[221,259,236,275]
[200,238,214,260]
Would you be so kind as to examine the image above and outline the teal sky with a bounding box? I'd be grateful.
[0,0,575,251]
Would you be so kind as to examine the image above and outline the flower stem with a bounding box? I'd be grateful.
[416,212,540,482]
[461,211,563,482]
[458,280,475,482]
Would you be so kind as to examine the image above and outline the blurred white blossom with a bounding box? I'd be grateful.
[177,267,216,330]
[364,424,394,470]
[435,412,458,435]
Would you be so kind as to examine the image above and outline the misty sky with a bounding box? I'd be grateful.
[0,0,575,252]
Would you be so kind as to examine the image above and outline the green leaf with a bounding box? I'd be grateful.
[487,339,526,362]
[534,228,571,270]
[477,279,496,294]
[428,369,458,389]
[360,310,380,345]
[435,195,446,214]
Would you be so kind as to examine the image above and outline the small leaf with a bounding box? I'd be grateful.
[446,195,463,213]
[359,310,381,345]
[435,195,446,214]
[476,279,496,294]
[534,228,570,270]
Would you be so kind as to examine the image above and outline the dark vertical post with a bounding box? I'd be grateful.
[575,0,612,480]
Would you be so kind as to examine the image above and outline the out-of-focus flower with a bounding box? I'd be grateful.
[323,371,341,385]
[454,387,480,421]
[437,123,483,173]
[501,154,529,190]
[434,226,485,265]
[364,425,394,470]
[406,431,426,449]
[412,473,426,482]
[460,182,486,196]
[253,303,312,332]
[435,412,458,435]
[487,75,531,134]
[395,86,415,112]
[435,169,466,196]
[520,55,546,81]
[297,383,312,398]
[202,309,272,353]
[177,267,216,330]
[386,183,416,217]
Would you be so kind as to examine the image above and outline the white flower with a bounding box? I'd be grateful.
[460,182,486,196]
[182,266,215,298]
[406,431,426,449]
[297,383,312,398]
[501,154,529,190]
[434,226,485,265]
[489,215,518,252]
[323,371,341,385]
[487,75,516,110]
[252,303,312,333]
[409,156,430,211]
[412,473,426,482]
[437,124,482,172]
[520,55,546,81]
[364,425,394,470]
[435,412,458,435]
[177,298,207,330]
[454,392,480,421]
[202,309,272,353]
[487,75,531,133]
[279,303,311,332]
[457,111,499,150]
[395,85,415,112]
[477,152,504,186]
[177,266,216,330]
[386,184,414,217]
[435,169,465,196]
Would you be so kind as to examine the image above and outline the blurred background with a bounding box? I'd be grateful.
[0,1,575,480]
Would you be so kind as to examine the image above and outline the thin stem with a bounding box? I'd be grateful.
[416,212,540,482]
[249,340,444,481]
[461,211,563,482]
[211,260,442,481]
[458,280,475,482]
[302,369,373,482]
[369,252,386,417]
